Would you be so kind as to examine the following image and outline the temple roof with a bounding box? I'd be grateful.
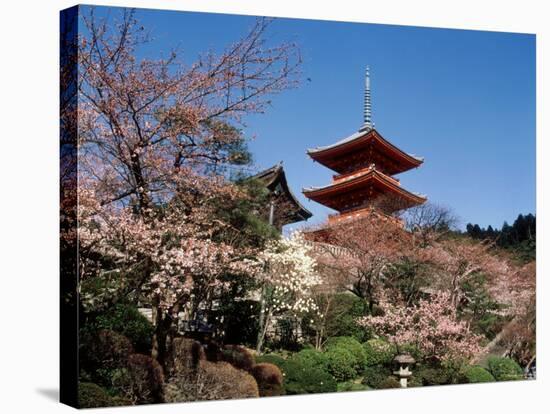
[251,163,313,225]
[303,166,426,211]
[307,128,423,175]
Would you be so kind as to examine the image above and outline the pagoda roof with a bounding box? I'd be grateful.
[251,163,313,225]
[307,128,423,174]
[302,166,426,211]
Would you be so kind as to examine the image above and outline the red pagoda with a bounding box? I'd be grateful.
[303,67,426,227]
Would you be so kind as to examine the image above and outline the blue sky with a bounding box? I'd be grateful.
[83,6,536,230]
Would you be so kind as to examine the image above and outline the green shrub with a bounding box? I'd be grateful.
[281,360,337,395]
[460,365,495,384]
[95,303,154,353]
[363,339,396,367]
[362,365,392,389]
[290,349,328,372]
[377,376,401,389]
[325,347,358,381]
[325,337,367,372]
[337,382,370,392]
[256,354,286,368]
[78,382,116,408]
[487,357,523,381]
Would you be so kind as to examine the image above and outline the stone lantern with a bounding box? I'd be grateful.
[393,354,416,388]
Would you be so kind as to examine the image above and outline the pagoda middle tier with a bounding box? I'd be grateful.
[303,127,426,225]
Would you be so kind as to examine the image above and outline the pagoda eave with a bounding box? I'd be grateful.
[307,128,423,175]
[303,169,426,211]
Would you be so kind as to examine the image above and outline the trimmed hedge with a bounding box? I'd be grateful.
[325,337,366,379]
[460,365,495,384]
[326,347,358,381]
[289,349,328,372]
[282,360,337,395]
[487,357,523,381]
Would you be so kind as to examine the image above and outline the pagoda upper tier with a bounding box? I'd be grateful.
[307,127,423,176]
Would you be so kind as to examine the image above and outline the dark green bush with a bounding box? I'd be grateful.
[95,303,154,352]
[325,347,358,381]
[362,365,392,389]
[377,376,401,389]
[460,365,495,383]
[290,349,328,372]
[363,339,396,367]
[414,366,451,386]
[487,357,523,381]
[83,329,133,386]
[325,337,366,373]
[281,360,337,395]
[78,382,116,408]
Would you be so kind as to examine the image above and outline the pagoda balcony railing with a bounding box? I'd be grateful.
[332,165,400,186]
[328,206,405,226]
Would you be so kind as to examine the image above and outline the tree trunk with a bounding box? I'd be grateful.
[256,285,269,353]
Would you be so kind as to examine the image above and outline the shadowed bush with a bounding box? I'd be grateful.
[362,364,393,389]
[113,354,165,404]
[166,337,205,378]
[251,363,285,396]
[221,344,256,371]
[78,382,114,408]
[377,376,401,389]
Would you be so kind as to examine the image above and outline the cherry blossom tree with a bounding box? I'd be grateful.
[358,291,482,363]
[311,212,417,313]
[418,238,510,310]
[75,8,302,366]
[255,232,320,352]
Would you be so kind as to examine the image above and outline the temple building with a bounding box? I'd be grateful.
[303,67,426,227]
[251,162,313,231]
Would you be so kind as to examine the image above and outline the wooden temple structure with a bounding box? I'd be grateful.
[303,67,426,230]
[252,162,312,231]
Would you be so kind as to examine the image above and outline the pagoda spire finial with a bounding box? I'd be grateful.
[361,66,373,131]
